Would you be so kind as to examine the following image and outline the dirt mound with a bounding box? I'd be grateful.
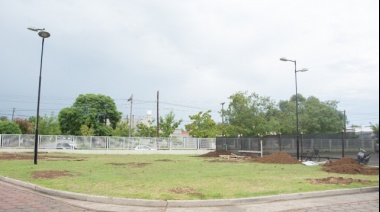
[251,151,301,164]
[198,149,233,157]
[322,158,378,175]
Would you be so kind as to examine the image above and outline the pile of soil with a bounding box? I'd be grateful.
[322,158,378,175]
[198,149,233,157]
[250,151,301,164]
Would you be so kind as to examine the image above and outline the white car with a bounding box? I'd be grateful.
[56,142,72,149]
[69,141,77,149]
[134,145,156,150]
[56,142,76,149]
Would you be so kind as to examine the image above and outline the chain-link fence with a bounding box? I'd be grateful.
[216,132,378,162]
[0,134,216,150]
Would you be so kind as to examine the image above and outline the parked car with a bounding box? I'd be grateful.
[134,145,156,150]
[56,142,73,149]
[68,141,77,149]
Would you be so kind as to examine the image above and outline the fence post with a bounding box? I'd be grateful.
[329,139,332,151]
[341,131,345,158]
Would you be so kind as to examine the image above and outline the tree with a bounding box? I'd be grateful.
[136,122,156,137]
[277,94,307,134]
[111,121,130,137]
[159,111,182,137]
[57,107,83,135]
[185,110,219,138]
[278,95,345,134]
[0,121,22,134]
[58,94,122,136]
[14,118,34,134]
[301,96,344,134]
[216,122,237,137]
[223,91,280,136]
[80,124,94,136]
[32,112,61,135]
[0,116,8,121]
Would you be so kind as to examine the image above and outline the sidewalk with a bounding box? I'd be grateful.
[0,176,378,212]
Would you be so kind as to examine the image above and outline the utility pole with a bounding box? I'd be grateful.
[128,95,133,138]
[12,108,15,121]
[156,91,160,137]
[220,102,225,124]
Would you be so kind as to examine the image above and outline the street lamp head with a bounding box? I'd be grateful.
[38,30,50,38]
[28,27,50,38]
[28,27,39,32]
[298,68,309,72]
[27,27,45,31]
[280,57,296,63]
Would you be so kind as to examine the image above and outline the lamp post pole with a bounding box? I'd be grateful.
[128,95,133,138]
[280,57,308,160]
[28,27,50,165]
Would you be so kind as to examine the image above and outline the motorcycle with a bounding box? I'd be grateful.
[357,148,371,165]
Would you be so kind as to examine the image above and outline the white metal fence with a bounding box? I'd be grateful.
[0,134,216,150]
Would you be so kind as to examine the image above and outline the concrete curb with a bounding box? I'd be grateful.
[1,176,378,208]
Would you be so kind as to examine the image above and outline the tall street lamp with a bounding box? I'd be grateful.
[128,94,133,138]
[220,102,225,124]
[28,27,51,165]
[280,57,308,160]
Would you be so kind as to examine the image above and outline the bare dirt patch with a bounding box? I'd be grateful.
[307,177,372,185]
[31,170,76,179]
[0,153,33,160]
[108,162,151,168]
[169,186,204,197]
[208,158,241,163]
[0,153,85,161]
[155,159,173,162]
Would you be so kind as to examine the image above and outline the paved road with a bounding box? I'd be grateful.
[0,180,378,212]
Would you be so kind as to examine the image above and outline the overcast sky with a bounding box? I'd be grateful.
[0,0,378,130]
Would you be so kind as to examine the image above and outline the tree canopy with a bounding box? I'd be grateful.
[3,91,360,138]
[278,95,345,134]
[58,94,122,136]
[0,121,22,134]
[223,91,280,136]
[159,111,182,137]
[220,91,347,136]
[29,112,61,135]
[14,118,33,134]
[185,110,219,138]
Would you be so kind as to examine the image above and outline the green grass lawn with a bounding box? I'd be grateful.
[0,153,378,200]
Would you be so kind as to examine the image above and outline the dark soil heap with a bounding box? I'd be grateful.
[250,151,301,164]
[198,149,233,157]
[322,157,378,175]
